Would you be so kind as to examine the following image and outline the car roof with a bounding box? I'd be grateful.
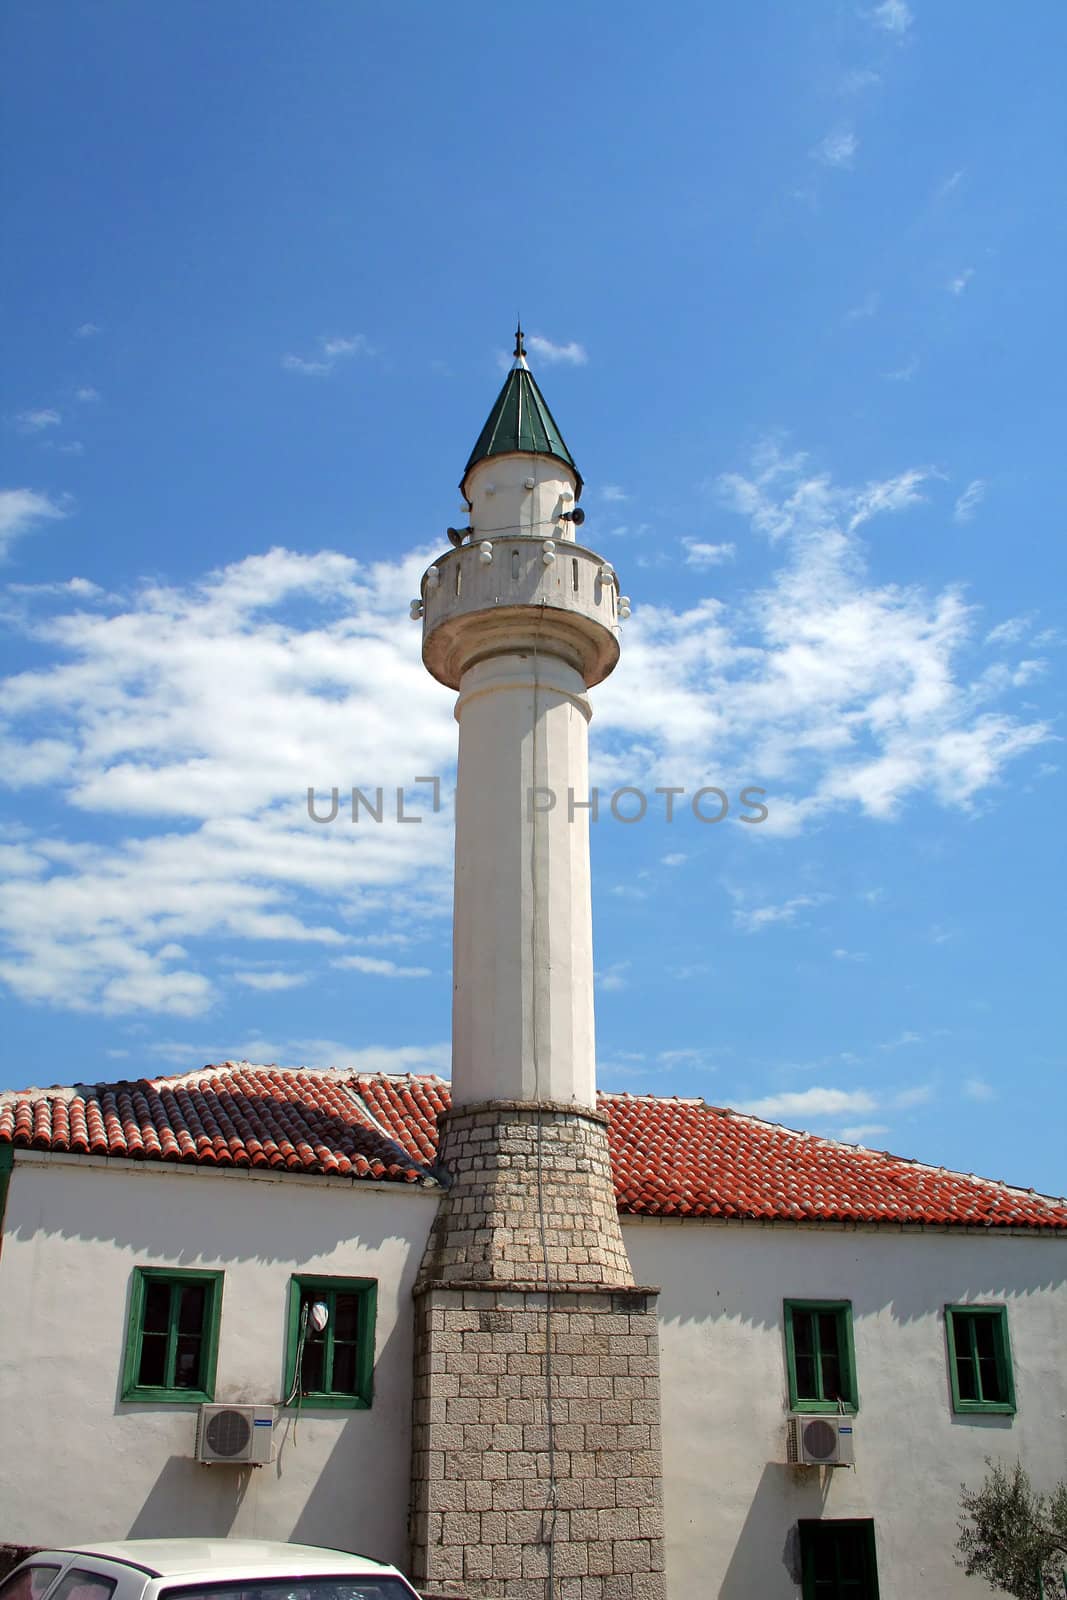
[42,1542,398,1580]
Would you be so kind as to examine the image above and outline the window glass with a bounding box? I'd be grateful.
[49,1573,118,1600]
[946,1306,1014,1412]
[286,1277,376,1408]
[0,1565,62,1600]
[800,1521,878,1600]
[785,1302,856,1411]
[123,1268,222,1402]
[160,1580,417,1600]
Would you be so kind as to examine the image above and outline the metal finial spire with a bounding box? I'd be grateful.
[513,321,526,362]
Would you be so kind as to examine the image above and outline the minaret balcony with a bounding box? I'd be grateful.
[420,537,621,690]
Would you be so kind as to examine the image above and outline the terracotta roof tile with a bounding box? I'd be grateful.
[1,1065,1064,1231]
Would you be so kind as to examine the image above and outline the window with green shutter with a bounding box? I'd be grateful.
[945,1305,1015,1414]
[121,1267,223,1402]
[784,1300,858,1412]
[284,1275,377,1410]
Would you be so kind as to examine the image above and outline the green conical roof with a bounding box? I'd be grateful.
[461,334,582,501]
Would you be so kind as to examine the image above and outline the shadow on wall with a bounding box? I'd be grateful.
[624,1220,1067,1333]
[718,1463,833,1600]
[128,1456,252,1537]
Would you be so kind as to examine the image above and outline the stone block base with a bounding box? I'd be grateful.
[410,1282,666,1600]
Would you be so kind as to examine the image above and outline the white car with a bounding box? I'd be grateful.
[0,1541,421,1600]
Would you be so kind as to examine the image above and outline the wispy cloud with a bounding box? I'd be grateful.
[985,616,1031,648]
[841,69,881,93]
[844,291,880,323]
[235,1037,451,1076]
[883,355,919,382]
[949,268,975,296]
[15,409,62,434]
[601,485,629,503]
[739,1086,878,1120]
[596,960,631,992]
[526,334,587,366]
[0,488,70,560]
[953,479,986,523]
[281,334,371,377]
[869,0,913,35]
[839,1123,890,1142]
[935,169,965,200]
[74,323,100,339]
[683,539,735,567]
[879,1030,923,1051]
[75,387,100,404]
[813,129,858,169]
[331,954,432,978]
[233,970,308,991]
[733,894,829,934]
[963,1077,996,1102]
[832,947,868,962]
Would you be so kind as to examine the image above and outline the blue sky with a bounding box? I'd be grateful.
[1,2,1063,1194]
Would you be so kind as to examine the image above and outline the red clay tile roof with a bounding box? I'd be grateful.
[1,1064,1065,1231]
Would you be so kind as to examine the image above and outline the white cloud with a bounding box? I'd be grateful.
[233,970,309,991]
[844,291,880,322]
[282,334,371,377]
[832,947,868,962]
[596,961,631,992]
[526,335,587,366]
[879,1031,923,1051]
[683,540,735,567]
[963,1077,996,1102]
[936,169,965,200]
[984,616,1030,647]
[813,130,858,169]
[869,0,912,34]
[733,894,829,934]
[601,485,629,503]
[838,1123,890,1142]
[949,269,975,296]
[0,488,69,560]
[893,1084,934,1108]
[15,409,62,433]
[75,388,100,404]
[953,480,986,523]
[331,954,432,978]
[661,853,687,867]
[841,70,881,93]
[739,1087,878,1121]
[234,1036,450,1076]
[883,355,919,382]
[74,323,100,338]
[0,438,1051,1015]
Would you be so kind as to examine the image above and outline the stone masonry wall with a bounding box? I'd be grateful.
[411,1102,666,1600]
[410,1285,666,1600]
[416,1103,633,1289]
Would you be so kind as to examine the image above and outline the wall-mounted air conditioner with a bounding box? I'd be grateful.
[787,1413,854,1467]
[194,1404,276,1465]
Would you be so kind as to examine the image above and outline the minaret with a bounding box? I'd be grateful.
[409,330,666,1600]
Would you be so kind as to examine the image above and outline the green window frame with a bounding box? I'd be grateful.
[283,1275,377,1410]
[121,1267,223,1403]
[799,1519,880,1600]
[784,1300,858,1413]
[944,1304,1016,1414]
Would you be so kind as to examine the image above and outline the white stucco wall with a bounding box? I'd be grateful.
[0,1153,436,1566]
[622,1216,1067,1600]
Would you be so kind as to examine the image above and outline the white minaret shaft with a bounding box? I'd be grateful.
[418,325,623,1110]
[452,651,595,1106]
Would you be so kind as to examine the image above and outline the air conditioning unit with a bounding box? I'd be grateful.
[195,1404,276,1466]
[787,1413,854,1467]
